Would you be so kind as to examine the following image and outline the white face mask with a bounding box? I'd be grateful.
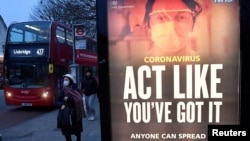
[63,80,69,86]
[151,21,188,53]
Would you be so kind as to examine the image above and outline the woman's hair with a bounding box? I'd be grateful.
[68,77,74,85]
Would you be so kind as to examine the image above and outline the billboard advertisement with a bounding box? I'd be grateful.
[107,0,240,140]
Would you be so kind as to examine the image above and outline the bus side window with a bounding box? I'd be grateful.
[56,26,66,44]
[66,30,73,46]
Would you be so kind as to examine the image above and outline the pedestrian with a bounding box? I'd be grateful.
[56,74,84,141]
[81,69,98,121]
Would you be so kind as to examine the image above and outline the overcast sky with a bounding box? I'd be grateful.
[0,0,39,27]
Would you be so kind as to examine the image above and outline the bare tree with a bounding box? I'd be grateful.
[30,0,96,38]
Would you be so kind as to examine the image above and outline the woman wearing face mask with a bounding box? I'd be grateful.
[55,74,84,141]
[143,0,202,56]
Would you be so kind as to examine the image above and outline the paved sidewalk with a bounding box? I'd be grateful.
[0,99,101,141]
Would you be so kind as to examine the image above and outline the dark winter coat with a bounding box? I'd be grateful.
[82,76,98,96]
[55,87,83,135]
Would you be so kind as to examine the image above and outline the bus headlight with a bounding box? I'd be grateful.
[6,92,12,97]
[42,91,49,98]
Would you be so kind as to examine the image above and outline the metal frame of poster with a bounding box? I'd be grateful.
[98,0,241,140]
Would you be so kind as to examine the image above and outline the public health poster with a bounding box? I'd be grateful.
[107,0,240,140]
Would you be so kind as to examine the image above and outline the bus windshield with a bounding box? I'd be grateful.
[5,63,49,88]
[7,22,51,44]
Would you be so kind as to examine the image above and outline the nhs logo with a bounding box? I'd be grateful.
[214,0,234,3]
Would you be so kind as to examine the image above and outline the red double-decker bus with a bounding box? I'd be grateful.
[3,21,73,106]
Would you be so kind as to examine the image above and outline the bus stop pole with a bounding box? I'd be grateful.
[70,64,80,89]
[71,25,81,89]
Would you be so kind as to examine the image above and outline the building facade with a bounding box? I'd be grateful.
[0,15,7,55]
[0,15,7,87]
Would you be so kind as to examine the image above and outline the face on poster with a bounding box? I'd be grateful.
[107,0,240,141]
